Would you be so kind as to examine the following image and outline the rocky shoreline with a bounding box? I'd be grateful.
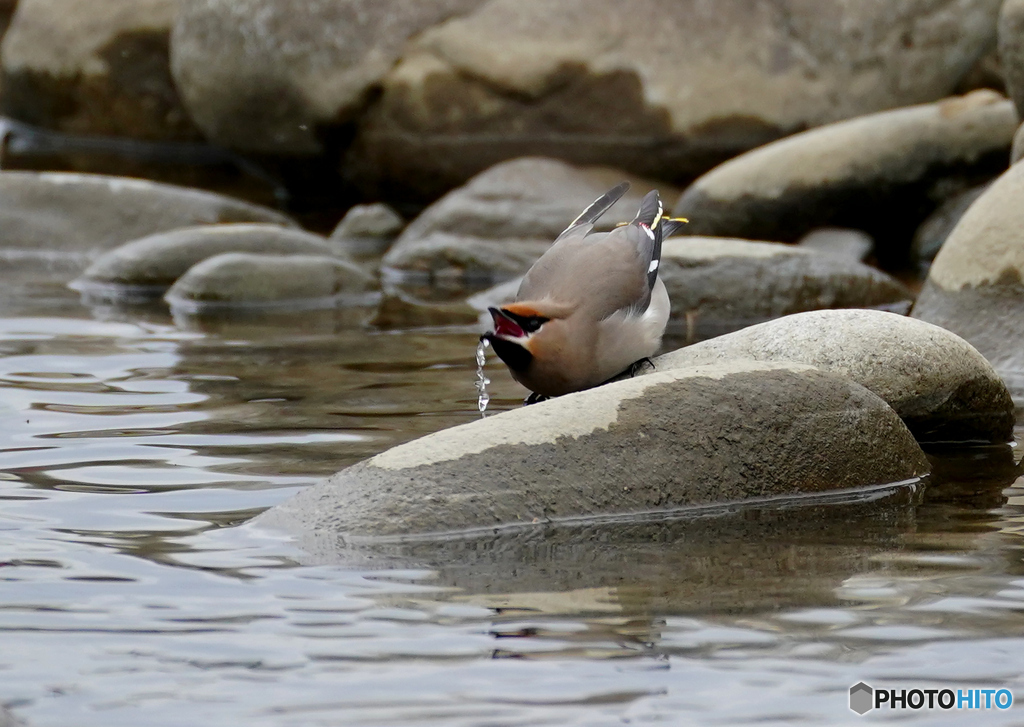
[3,1,1024,540]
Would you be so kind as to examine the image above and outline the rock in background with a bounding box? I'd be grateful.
[165,252,375,310]
[913,158,1024,396]
[0,0,197,141]
[0,171,294,262]
[329,202,405,260]
[999,0,1024,118]
[381,157,676,284]
[345,0,1005,201]
[659,237,910,339]
[169,0,484,155]
[74,223,345,298]
[672,91,1017,268]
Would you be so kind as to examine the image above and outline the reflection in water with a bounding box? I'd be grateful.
[2,264,1024,725]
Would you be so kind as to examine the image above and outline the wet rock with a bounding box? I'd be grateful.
[654,309,1014,444]
[659,237,909,339]
[0,171,295,261]
[170,0,483,154]
[329,203,405,260]
[911,184,988,265]
[382,157,676,283]
[165,252,375,310]
[258,360,928,539]
[347,0,1004,200]
[75,223,346,299]
[279,487,920,615]
[796,228,873,262]
[672,91,1017,267]
[0,0,199,141]
[912,160,1024,396]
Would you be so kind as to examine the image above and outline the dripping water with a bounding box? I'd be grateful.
[475,338,491,417]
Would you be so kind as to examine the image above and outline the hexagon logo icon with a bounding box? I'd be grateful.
[850,682,874,715]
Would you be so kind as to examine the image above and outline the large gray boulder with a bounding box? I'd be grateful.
[74,223,346,299]
[0,0,198,141]
[258,360,928,539]
[654,309,1014,443]
[0,172,295,262]
[165,252,375,310]
[913,159,1024,396]
[659,237,910,339]
[170,0,483,154]
[672,91,1017,266]
[346,0,1005,200]
[382,157,677,284]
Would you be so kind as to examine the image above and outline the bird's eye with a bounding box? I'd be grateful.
[521,316,547,334]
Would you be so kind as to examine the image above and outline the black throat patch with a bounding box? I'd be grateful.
[484,333,533,373]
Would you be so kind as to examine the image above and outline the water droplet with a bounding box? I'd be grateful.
[475,338,491,418]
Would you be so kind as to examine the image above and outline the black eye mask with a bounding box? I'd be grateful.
[501,309,549,334]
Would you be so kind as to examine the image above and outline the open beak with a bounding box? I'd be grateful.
[488,307,526,340]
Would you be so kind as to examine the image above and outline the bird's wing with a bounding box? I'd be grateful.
[552,181,631,242]
[517,189,670,322]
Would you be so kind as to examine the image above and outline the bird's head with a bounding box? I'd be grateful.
[482,303,556,373]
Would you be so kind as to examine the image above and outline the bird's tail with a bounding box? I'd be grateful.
[659,216,688,239]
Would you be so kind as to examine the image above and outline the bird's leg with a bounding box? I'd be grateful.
[524,392,549,406]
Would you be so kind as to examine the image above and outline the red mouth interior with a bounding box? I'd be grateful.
[491,310,525,338]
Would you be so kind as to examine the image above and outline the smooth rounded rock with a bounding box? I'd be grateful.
[329,202,405,260]
[0,171,295,261]
[170,0,483,153]
[382,157,677,283]
[258,360,928,539]
[672,91,1017,266]
[165,252,375,310]
[75,223,347,297]
[654,309,1014,444]
[913,160,1024,395]
[347,0,1004,200]
[0,0,198,141]
[658,237,910,339]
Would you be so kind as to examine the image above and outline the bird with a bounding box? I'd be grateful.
[482,182,686,402]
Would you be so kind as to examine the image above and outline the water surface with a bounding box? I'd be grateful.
[2,261,1024,726]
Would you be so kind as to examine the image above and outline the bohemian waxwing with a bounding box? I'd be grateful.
[483,182,686,401]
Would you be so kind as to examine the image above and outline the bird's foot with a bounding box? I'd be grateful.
[524,392,549,406]
[627,357,655,377]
